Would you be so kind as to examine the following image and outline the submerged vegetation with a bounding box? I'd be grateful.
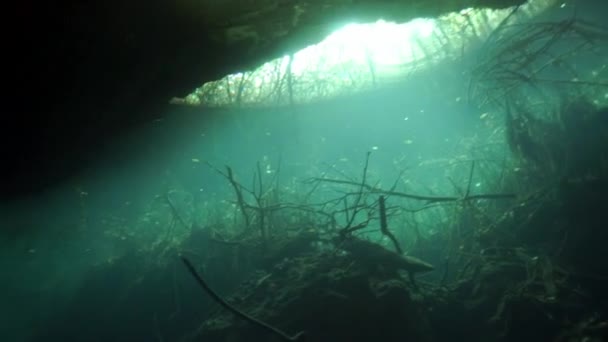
[32,93,608,340]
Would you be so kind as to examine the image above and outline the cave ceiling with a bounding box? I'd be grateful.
[181,0,525,75]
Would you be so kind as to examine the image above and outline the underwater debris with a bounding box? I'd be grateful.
[337,236,434,276]
[181,256,306,341]
[470,13,608,109]
[186,248,434,342]
[504,97,608,183]
[555,314,608,342]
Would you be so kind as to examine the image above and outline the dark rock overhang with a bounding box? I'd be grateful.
[184,0,527,77]
[3,0,526,199]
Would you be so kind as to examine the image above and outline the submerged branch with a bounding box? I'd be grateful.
[308,177,516,203]
[379,196,403,254]
[181,257,306,341]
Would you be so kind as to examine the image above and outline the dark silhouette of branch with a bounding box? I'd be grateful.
[308,177,516,203]
[181,257,306,341]
[379,196,403,254]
